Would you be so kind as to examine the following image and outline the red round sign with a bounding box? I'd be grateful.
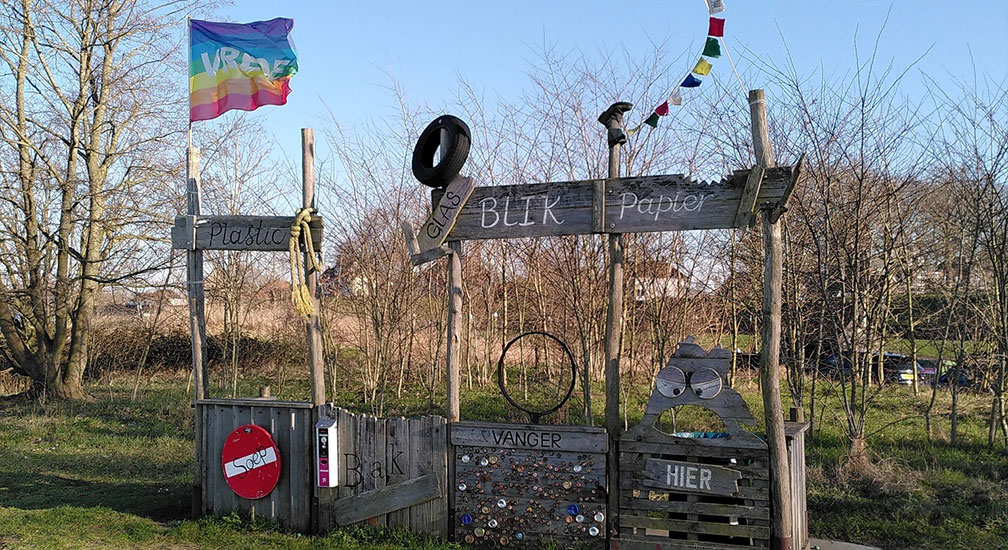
[221,424,281,499]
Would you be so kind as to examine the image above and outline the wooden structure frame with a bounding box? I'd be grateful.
[179,92,809,549]
[402,90,807,549]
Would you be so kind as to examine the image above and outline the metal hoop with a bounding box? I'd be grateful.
[495,331,577,424]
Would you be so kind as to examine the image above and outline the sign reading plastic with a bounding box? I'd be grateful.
[221,424,282,499]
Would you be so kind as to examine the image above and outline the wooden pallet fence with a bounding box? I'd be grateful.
[197,398,314,533]
[315,406,448,535]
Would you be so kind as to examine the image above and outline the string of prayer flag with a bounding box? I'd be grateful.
[703,37,721,58]
[708,17,725,37]
[626,1,727,135]
[693,58,713,76]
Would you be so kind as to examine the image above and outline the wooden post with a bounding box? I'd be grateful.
[186,146,208,519]
[446,239,462,423]
[302,128,326,408]
[749,89,794,550]
[599,101,631,541]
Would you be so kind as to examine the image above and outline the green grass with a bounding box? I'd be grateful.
[1,370,1006,549]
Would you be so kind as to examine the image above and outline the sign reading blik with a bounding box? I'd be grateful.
[316,418,337,487]
[221,424,281,500]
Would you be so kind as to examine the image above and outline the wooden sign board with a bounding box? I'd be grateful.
[641,457,742,497]
[171,215,323,252]
[416,176,475,252]
[450,421,607,453]
[444,167,793,241]
[451,422,607,549]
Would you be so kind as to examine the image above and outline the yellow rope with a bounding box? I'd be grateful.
[289,208,322,318]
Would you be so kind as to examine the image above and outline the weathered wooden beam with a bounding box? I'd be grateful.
[303,128,326,409]
[170,215,323,251]
[443,169,792,240]
[186,146,208,520]
[734,165,765,228]
[450,421,608,453]
[327,474,442,526]
[769,151,805,223]
[750,88,794,550]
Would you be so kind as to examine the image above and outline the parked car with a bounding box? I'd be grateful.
[894,359,926,385]
[937,370,973,389]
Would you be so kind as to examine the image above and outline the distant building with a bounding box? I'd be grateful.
[633,260,689,301]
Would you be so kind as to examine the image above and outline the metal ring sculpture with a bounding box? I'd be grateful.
[496,331,577,424]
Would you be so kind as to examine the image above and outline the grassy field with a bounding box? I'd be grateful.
[0,369,1006,550]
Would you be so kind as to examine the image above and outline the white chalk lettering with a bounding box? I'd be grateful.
[618,192,713,221]
[480,197,499,228]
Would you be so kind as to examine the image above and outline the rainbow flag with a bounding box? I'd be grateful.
[189,18,298,122]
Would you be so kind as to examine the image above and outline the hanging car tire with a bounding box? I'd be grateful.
[411,115,471,188]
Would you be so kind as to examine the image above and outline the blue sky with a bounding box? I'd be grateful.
[206,1,1008,157]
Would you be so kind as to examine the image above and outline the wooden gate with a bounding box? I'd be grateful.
[315,406,448,535]
[197,398,314,532]
[615,339,788,550]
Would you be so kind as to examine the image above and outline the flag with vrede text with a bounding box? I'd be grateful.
[189,18,298,122]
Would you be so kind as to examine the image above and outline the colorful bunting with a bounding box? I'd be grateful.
[703,37,721,58]
[628,1,727,134]
[708,17,725,37]
[693,58,713,76]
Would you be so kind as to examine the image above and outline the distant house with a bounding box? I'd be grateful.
[258,279,291,304]
[633,261,689,301]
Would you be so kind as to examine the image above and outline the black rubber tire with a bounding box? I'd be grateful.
[411,115,471,188]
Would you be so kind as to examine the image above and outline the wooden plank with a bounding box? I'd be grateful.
[639,458,743,496]
[386,418,410,529]
[196,398,313,409]
[444,170,793,241]
[619,514,770,539]
[293,408,313,533]
[171,214,323,251]
[413,416,434,532]
[450,421,608,453]
[592,179,606,232]
[769,152,805,223]
[613,536,767,550]
[619,495,769,520]
[328,474,442,526]
[407,416,425,533]
[416,176,476,252]
[733,165,764,228]
[430,417,448,535]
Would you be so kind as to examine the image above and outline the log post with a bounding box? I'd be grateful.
[599,101,632,541]
[302,128,326,408]
[186,146,208,518]
[749,89,794,550]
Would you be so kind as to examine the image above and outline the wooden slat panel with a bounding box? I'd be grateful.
[619,495,769,520]
[613,536,767,550]
[620,514,770,539]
